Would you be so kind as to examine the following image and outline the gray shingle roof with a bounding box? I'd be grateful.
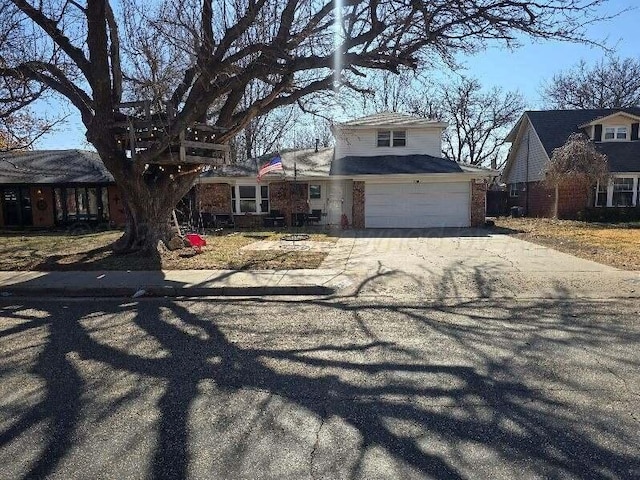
[330,154,463,175]
[201,147,334,179]
[525,108,640,173]
[596,142,640,172]
[200,156,258,177]
[0,149,114,184]
[337,111,446,128]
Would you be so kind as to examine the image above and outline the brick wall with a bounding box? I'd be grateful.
[470,181,487,227]
[30,186,55,227]
[233,214,263,228]
[507,181,589,219]
[196,183,232,214]
[352,181,365,229]
[269,181,309,226]
[108,185,127,227]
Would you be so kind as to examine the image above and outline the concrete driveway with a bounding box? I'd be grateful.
[321,228,640,299]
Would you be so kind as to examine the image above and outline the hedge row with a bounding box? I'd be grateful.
[578,207,640,222]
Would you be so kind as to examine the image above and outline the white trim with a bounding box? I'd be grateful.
[578,111,640,128]
[232,183,269,214]
[602,125,628,142]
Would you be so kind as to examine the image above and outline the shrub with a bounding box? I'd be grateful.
[582,207,640,223]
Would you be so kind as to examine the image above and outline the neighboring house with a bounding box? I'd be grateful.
[503,108,640,218]
[197,112,495,228]
[0,150,126,228]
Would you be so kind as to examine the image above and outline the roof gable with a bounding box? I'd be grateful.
[525,108,640,158]
[578,111,640,128]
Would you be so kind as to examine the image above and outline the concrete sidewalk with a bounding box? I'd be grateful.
[0,269,353,298]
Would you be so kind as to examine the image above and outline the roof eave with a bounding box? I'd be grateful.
[578,111,640,128]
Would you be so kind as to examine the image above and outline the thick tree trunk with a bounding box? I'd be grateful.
[106,164,200,257]
[113,200,174,257]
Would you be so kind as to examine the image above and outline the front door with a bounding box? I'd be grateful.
[2,187,33,227]
[326,181,345,225]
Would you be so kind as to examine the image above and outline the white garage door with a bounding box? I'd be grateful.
[365,182,470,228]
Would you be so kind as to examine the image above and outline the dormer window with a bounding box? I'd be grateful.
[377,130,406,147]
[604,126,627,141]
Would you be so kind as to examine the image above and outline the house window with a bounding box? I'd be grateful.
[230,185,236,213]
[309,184,321,199]
[604,126,627,141]
[392,130,406,147]
[231,184,269,214]
[377,130,391,147]
[239,185,257,213]
[595,182,607,207]
[260,185,269,212]
[509,183,519,197]
[54,186,107,223]
[612,178,634,206]
[378,130,407,147]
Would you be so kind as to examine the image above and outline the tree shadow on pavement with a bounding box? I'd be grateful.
[0,271,639,479]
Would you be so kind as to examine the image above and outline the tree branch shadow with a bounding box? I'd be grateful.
[1,270,639,479]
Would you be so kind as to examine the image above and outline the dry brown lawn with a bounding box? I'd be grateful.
[0,229,337,271]
[495,217,640,270]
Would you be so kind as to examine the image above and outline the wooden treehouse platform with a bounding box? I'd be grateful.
[114,101,230,166]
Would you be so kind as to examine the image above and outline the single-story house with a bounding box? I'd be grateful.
[503,108,640,218]
[0,150,127,228]
[197,112,495,229]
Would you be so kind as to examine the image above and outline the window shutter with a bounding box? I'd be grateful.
[631,123,639,141]
[594,124,602,142]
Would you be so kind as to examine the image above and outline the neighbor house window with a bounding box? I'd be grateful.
[604,126,627,140]
[509,183,519,197]
[612,178,634,206]
[392,130,406,147]
[231,184,269,214]
[309,184,321,199]
[595,182,607,207]
[377,130,391,147]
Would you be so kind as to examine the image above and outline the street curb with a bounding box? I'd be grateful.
[0,285,335,298]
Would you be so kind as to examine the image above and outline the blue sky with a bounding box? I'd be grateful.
[36,0,637,150]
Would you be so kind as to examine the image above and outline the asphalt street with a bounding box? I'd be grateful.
[1,295,639,479]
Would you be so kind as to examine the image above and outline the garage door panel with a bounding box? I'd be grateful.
[365,182,470,228]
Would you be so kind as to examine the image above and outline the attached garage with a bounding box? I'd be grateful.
[365,181,470,228]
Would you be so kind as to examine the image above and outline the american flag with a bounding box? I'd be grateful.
[257,154,284,181]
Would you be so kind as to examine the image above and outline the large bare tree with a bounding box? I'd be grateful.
[437,78,525,168]
[542,57,640,109]
[0,0,613,254]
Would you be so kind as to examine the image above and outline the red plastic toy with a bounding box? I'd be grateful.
[185,233,207,253]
